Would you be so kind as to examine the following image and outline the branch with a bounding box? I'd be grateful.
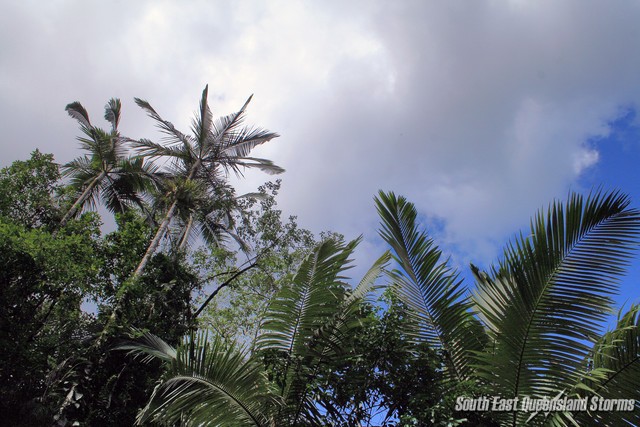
[193,261,259,319]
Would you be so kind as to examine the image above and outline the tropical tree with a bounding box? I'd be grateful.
[119,238,390,426]
[0,150,61,229]
[60,99,157,229]
[0,153,104,425]
[193,180,318,344]
[376,190,640,426]
[129,85,283,279]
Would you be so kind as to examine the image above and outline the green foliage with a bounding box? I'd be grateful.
[3,93,640,427]
[572,304,640,426]
[315,291,442,425]
[0,214,101,425]
[73,250,200,426]
[0,150,61,228]
[376,190,640,426]
[0,151,202,425]
[376,191,488,382]
[121,331,279,426]
[99,211,154,288]
[194,180,320,344]
[121,238,394,426]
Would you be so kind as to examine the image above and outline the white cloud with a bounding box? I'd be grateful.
[2,0,640,269]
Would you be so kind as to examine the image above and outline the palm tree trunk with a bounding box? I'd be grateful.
[132,198,179,278]
[94,199,179,348]
[177,215,194,252]
[58,171,106,229]
[132,158,201,278]
[95,164,202,348]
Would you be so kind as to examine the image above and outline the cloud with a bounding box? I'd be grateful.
[2,0,640,269]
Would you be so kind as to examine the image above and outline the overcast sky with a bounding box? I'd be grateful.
[2,1,640,293]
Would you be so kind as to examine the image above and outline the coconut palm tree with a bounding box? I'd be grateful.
[119,238,390,426]
[129,85,283,279]
[375,190,640,426]
[59,99,157,229]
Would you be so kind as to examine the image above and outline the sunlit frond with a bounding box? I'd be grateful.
[470,190,640,425]
[116,328,177,364]
[376,191,485,381]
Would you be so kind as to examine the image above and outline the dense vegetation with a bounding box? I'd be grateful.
[1,88,638,426]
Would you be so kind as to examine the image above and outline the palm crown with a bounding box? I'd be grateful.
[129,85,283,278]
[60,99,157,228]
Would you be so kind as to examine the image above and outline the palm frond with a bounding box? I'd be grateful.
[471,190,640,424]
[72,126,123,167]
[568,304,640,426]
[311,250,391,359]
[104,98,121,132]
[257,238,358,357]
[200,214,250,253]
[129,137,191,160]
[118,330,277,426]
[219,128,280,158]
[208,95,253,149]
[115,157,162,194]
[224,157,285,176]
[376,191,485,381]
[62,155,94,180]
[134,97,193,148]
[256,237,374,424]
[65,101,92,131]
[115,329,177,363]
[237,192,269,202]
[192,85,213,152]
[101,175,132,214]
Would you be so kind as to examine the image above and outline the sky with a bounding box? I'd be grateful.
[1,0,639,314]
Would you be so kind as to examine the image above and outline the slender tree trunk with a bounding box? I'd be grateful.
[177,214,194,252]
[94,200,177,346]
[132,159,201,279]
[57,171,106,230]
[132,198,179,278]
[95,162,201,348]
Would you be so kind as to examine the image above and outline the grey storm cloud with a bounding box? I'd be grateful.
[2,0,640,268]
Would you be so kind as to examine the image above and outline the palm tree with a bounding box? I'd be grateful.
[119,238,390,426]
[129,85,283,279]
[375,190,640,426]
[59,99,156,229]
